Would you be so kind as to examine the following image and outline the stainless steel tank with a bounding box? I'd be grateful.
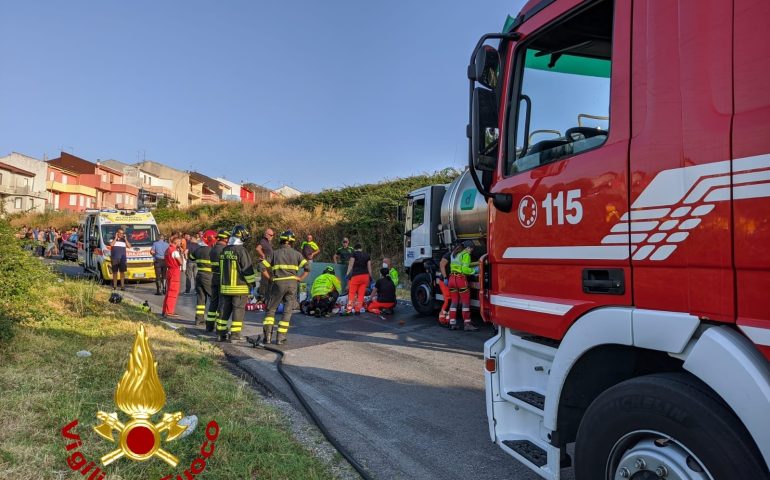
[439,169,488,246]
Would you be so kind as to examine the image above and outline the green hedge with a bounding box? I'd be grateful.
[0,220,54,341]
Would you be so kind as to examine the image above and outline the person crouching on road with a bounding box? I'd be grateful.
[110,228,131,291]
[448,241,479,331]
[366,268,397,315]
[162,235,184,318]
[309,265,341,317]
[217,225,257,342]
[345,243,371,315]
[262,230,310,345]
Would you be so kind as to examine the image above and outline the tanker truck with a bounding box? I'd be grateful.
[404,169,488,315]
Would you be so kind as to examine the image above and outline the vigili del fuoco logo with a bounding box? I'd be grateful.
[60,325,220,480]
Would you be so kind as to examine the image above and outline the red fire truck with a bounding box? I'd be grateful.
[468,0,770,478]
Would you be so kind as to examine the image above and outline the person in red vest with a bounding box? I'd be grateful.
[163,235,184,318]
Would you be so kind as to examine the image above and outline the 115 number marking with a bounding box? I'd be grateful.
[541,189,583,225]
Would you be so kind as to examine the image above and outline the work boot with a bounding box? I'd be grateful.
[463,322,479,332]
[450,322,459,330]
[230,332,241,341]
[205,321,215,332]
[195,317,205,326]
[263,325,274,345]
[217,332,229,342]
[276,333,288,345]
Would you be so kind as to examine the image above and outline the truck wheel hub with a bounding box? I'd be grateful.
[609,431,713,480]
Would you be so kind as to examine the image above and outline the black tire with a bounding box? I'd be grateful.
[574,372,768,480]
[410,273,436,316]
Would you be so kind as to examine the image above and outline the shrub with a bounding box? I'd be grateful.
[0,220,54,341]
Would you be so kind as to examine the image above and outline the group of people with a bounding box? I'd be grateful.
[148,225,400,345]
[16,224,80,257]
[435,240,479,331]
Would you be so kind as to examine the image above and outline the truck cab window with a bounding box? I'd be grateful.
[411,198,425,230]
[507,0,613,175]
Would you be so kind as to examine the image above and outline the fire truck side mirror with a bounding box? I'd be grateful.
[473,45,500,90]
[471,86,499,172]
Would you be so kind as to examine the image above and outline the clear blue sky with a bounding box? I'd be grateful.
[0,1,523,192]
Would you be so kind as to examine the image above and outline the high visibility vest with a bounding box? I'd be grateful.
[450,250,474,275]
[311,273,341,297]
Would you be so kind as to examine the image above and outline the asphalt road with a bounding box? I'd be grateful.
[56,261,574,480]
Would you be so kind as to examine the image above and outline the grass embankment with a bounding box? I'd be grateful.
[0,225,332,479]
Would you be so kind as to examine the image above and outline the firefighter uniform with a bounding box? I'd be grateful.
[191,242,213,325]
[207,230,229,332]
[262,240,309,344]
[218,227,256,341]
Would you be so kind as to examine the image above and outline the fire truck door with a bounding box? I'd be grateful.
[488,0,632,340]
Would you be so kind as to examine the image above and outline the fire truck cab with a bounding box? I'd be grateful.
[468,0,770,478]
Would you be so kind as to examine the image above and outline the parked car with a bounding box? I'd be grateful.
[61,234,79,262]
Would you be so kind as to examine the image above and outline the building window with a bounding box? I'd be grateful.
[49,171,54,181]
[101,174,107,182]
[0,173,3,184]
[62,175,68,185]
[116,193,123,204]
[30,199,34,209]
[69,195,77,206]
[14,197,22,209]
[80,196,85,207]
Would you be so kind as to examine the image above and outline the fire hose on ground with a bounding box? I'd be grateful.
[246,335,376,480]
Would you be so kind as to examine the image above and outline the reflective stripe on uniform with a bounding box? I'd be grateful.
[263,316,275,326]
[271,264,299,271]
[221,285,250,295]
[216,319,228,331]
[261,259,271,268]
[244,273,257,284]
[207,311,218,320]
[231,321,243,332]
[277,320,290,334]
[273,276,297,281]
[298,259,307,269]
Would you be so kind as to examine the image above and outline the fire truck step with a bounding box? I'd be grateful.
[508,390,545,410]
[502,439,547,467]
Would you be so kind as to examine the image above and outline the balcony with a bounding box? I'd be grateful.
[46,180,97,197]
[111,183,139,195]
[201,193,221,204]
[0,185,46,197]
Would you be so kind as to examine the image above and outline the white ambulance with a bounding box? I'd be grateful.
[78,209,160,283]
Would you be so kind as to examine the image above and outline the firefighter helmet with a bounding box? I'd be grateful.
[217,228,231,240]
[231,224,251,243]
[279,230,296,243]
[202,229,217,247]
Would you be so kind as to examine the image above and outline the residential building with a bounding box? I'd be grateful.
[215,177,242,202]
[103,160,177,208]
[189,171,227,204]
[0,162,47,215]
[47,152,138,210]
[0,152,49,212]
[134,161,191,207]
[45,163,96,212]
[241,182,276,203]
[273,184,303,198]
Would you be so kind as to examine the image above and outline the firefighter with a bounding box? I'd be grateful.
[207,228,230,332]
[217,225,256,342]
[191,229,217,325]
[448,240,479,331]
[261,230,309,344]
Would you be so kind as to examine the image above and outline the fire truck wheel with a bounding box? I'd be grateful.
[410,273,436,316]
[574,372,767,480]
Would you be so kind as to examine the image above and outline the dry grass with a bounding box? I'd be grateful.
[0,278,333,480]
